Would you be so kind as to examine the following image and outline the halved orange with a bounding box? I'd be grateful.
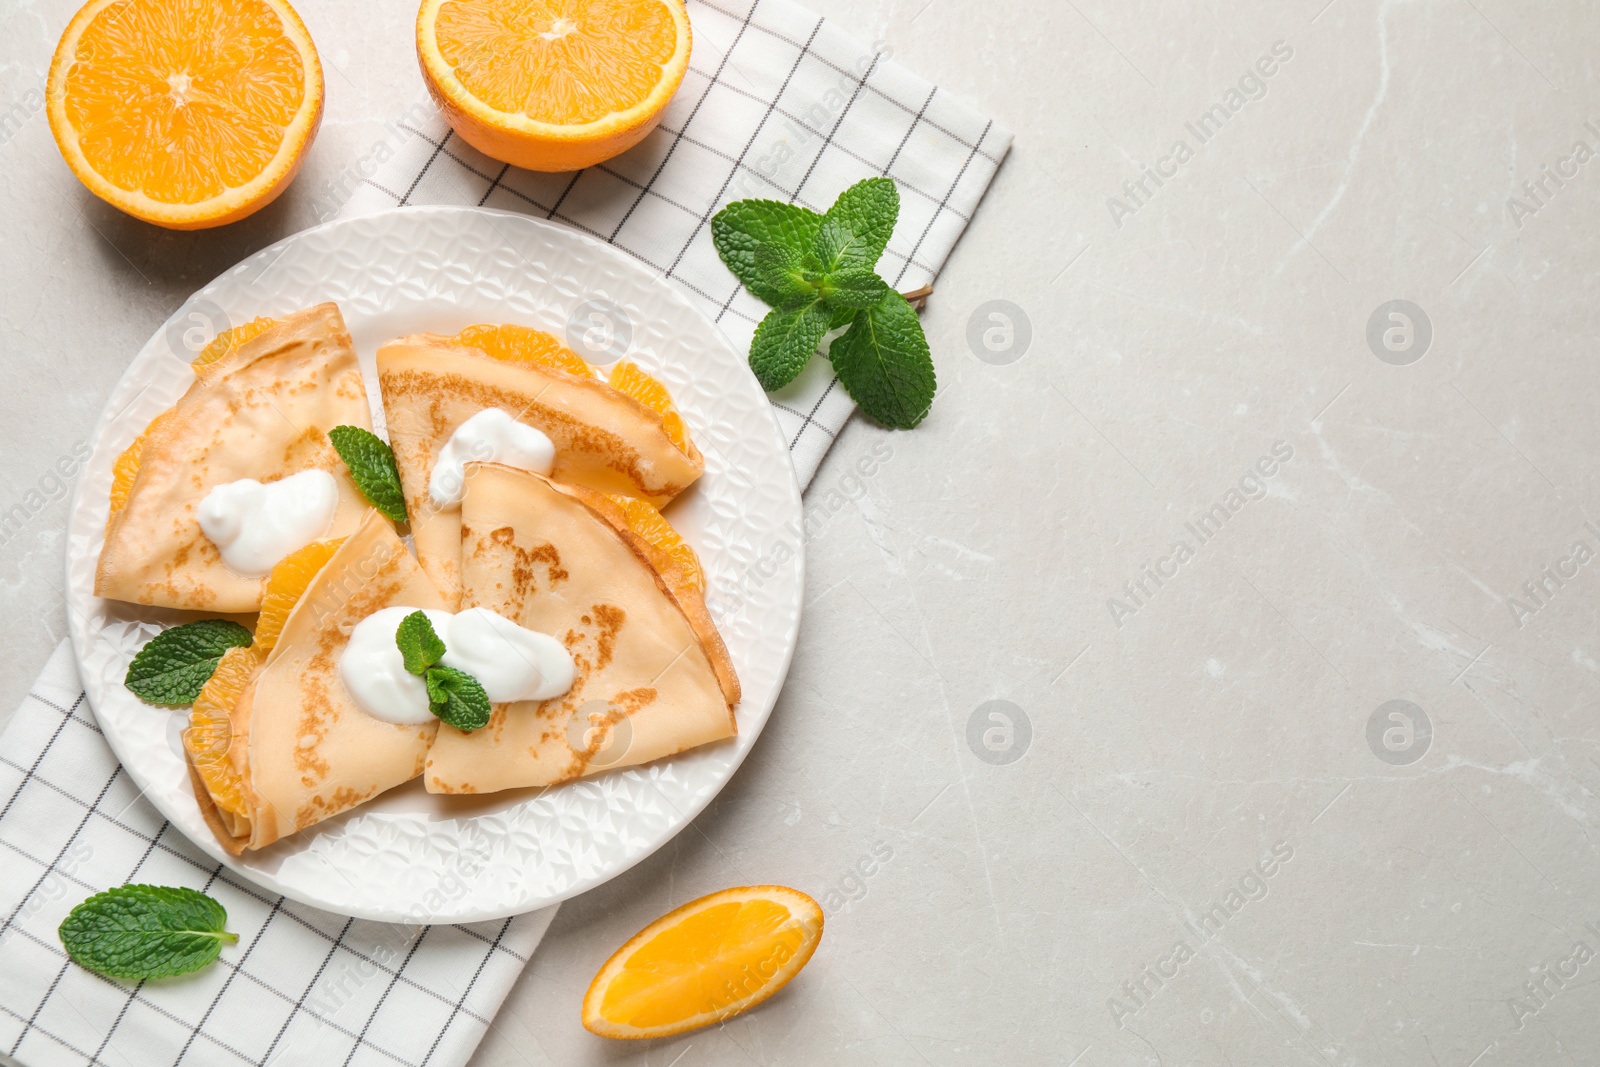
[606,494,702,591]
[183,644,262,818]
[452,322,595,379]
[418,0,692,172]
[582,886,823,1039]
[47,0,324,229]
[192,316,279,375]
[608,360,692,454]
[254,537,343,652]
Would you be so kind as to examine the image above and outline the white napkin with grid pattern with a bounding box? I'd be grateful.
[0,0,1009,1062]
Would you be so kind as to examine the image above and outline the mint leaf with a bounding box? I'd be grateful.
[751,244,820,310]
[710,200,824,305]
[828,290,936,429]
[750,302,832,391]
[814,177,898,276]
[328,425,407,524]
[59,885,238,981]
[425,665,492,731]
[396,611,446,675]
[124,620,253,706]
[820,269,889,310]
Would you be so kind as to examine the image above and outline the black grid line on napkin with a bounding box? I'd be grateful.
[0,675,536,1067]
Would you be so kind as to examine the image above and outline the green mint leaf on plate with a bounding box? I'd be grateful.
[425,665,492,732]
[710,200,824,305]
[396,610,446,675]
[328,425,408,524]
[814,177,898,276]
[819,268,889,310]
[750,302,832,391]
[59,884,238,982]
[124,620,253,706]
[828,290,936,429]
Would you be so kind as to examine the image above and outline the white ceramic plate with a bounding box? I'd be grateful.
[65,206,803,923]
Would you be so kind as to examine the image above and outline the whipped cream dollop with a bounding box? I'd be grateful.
[339,605,576,726]
[197,469,338,578]
[428,408,555,508]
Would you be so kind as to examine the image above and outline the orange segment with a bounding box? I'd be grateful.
[418,0,692,172]
[106,409,176,531]
[451,322,595,379]
[192,316,279,374]
[47,0,324,229]
[254,537,343,652]
[606,494,701,592]
[183,645,263,819]
[583,886,823,1039]
[608,360,692,454]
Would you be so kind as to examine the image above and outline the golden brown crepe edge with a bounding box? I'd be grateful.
[377,333,706,477]
[470,462,741,713]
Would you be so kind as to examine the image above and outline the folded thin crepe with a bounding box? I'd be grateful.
[424,463,738,794]
[187,511,446,854]
[96,303,375,612]
[376,335,704,607]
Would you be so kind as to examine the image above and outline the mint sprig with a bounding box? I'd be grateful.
[711,177,936,427]
[59,885,238,981]
[124,620,253,706]
[328,425,407,524]
[424,665,492,732]
[394,611,492,731]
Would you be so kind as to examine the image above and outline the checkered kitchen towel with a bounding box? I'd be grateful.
[341,0,1011,484]
[0,0,1008,1064]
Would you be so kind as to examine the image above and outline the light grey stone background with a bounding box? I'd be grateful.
[4,0,1599,1064]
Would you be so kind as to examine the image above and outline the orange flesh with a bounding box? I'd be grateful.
[59,0,312,206]
[433,0,678,125]
[606,494,702,591]
[253,537,343,652]
[192,316,278,372]
[608,360,690,454]
[584,888,824,1038]
[451,322,595,379]
[183,644,262,819]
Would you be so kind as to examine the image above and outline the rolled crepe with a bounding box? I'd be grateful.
[96,303,375,612]
[423,463,738,794]
[377,335,704,607]
[186,511,446,853]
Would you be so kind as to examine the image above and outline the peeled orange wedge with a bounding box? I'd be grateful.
[452,322,595,379]
[609,360,692,454]
[183,645,262,819]
[192,317,280,375]
[47,0,323,229]
[582,886,823,1039]
[254,537,343,653]
[606,494,702,592]
[418,0,692,172]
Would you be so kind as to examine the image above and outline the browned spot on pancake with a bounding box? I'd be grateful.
[593,605,624,670]
[296,784,376,829]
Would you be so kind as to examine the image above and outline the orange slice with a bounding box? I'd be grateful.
[183,645,263,819]
[608,361,692,454]
[254,537,344,653]
[606,494,702,592]
[47,0,324,229]
[451,322,594,379]
[418,0,692,172]
[106,409,175,531]
[583,886,823,1039]
[192,317,279,375]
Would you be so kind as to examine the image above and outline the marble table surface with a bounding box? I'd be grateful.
[5,0,1600,1063]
